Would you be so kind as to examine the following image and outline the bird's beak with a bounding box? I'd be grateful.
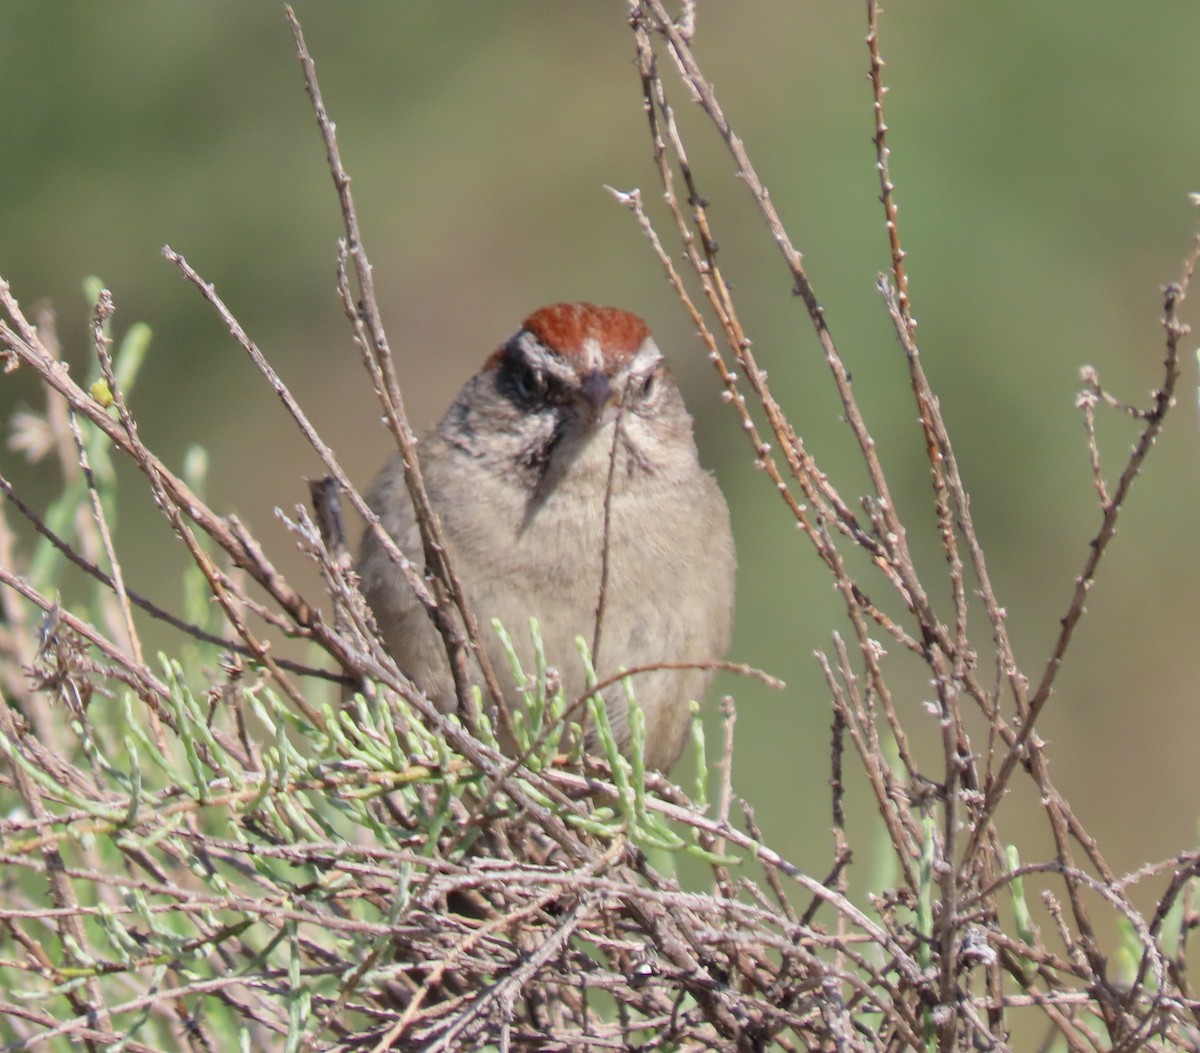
[577,371,615,418]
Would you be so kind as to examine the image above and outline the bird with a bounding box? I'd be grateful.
[357,303,735,772]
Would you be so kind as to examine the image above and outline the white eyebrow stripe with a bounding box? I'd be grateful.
[632,339,662,370]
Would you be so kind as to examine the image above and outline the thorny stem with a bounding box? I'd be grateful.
[284,6,510,741]
[82,293,144,667]
[967,229,1199,845]
[867,0,910,325]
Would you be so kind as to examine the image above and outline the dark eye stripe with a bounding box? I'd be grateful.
[498,341,547,405]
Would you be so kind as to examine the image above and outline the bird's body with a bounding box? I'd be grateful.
[358,304,735,772]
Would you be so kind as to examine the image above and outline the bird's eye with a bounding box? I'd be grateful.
[637,369,658,400]
[507,356,547,404]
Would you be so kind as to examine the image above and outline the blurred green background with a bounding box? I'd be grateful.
[3,1,1199,895]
